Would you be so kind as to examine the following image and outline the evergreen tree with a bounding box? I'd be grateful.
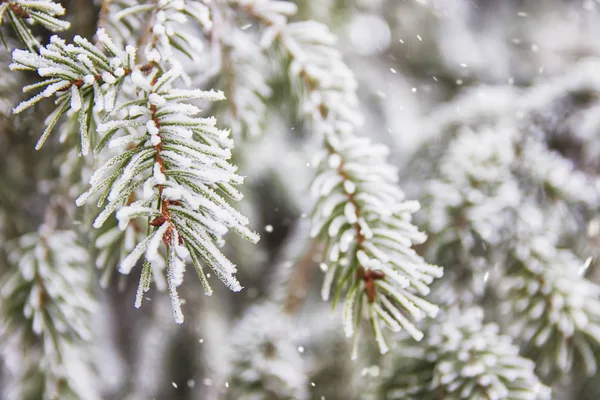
[1,1,600,399]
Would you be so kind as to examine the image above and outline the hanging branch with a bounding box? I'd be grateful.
[9,3,259,323]
[231,0,443,355]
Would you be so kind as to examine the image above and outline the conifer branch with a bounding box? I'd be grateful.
[0,230,99,399]
[0,0,70,51]
[500,227,600,378]
[371,308,551,400]
[232,0,443,354]
[9,3,259,323]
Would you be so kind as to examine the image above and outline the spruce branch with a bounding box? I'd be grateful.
[370,307,551,400]
[233,0,443,354]
[9,31,139,153]
[10,5,258,323]
[0,0,69,51]
[0,230,99,399]
[210,1,275,138]
[499,222,600,378]
[110,0,211,65]
[76,66,258,323]
[226,302,309,400]
[219,24,272,138]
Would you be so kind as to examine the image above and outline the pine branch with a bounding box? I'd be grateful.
[0,0,70,51]
[10,4,259,323]
[0,229,99,399]
[233,0,443,354]
[500,225,600,379]
[371,307,551,400]
[226,302,309,400]
[9,31,140,153]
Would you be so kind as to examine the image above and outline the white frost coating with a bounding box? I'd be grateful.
[163,186,183,201]
[83,74,95,85]
[131,69,151,90]
[116,205,156,231]
[70,85,82,111]
[356,250,370,268]
[167,254,184,325]
[321,262,336,301]
[101,72,116,84]
[357,217,373,239]
[328,153,342,169]
[339,229,355,253]
[119,234,154,274]
[375,307,550,398]
[328,215,347,237]
[343,180,356,194]
[171,256,186,287]
[343,286,359,337]
[318,173,343,197]
[114,67,125,77]
[153,162,166,184]
[150,133,162,146]
[42,80,70,97]
[146,222,170,262]
[146,119,159,135]
[165,88,225,100]
[149,92,166,106]
[175,244,189,259]
[344,202,357,224]
[96,28,117,54]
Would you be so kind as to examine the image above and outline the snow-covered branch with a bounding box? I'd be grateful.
[234,0,443,354]
[371,307,551,400]
[0,230,99,399]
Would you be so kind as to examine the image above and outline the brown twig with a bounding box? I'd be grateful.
[2,1,31,19]
[96,0,113,34]
[136,0,160,61]
[283,239,320,314]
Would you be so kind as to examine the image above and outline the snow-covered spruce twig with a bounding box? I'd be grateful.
[76,66,259,323]
[9,30,139,154]
[213,3,273,138]
[10,20,258,322]
[109,0,211,66]
[370,307,551,400]
[232,0,443,355]
[226,302,309,400]
[421,126,520,305]
[0,0,70,51]
[0,230,99,400]
[84,0,215,288]
[499,224,600,378]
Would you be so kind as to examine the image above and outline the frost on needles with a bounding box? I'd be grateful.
[0,0,70,51]
[370,307,551,400]
[9,27,259,323]
[235,0,444,354]
[0,230,98,400]
[5,0,443,352]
